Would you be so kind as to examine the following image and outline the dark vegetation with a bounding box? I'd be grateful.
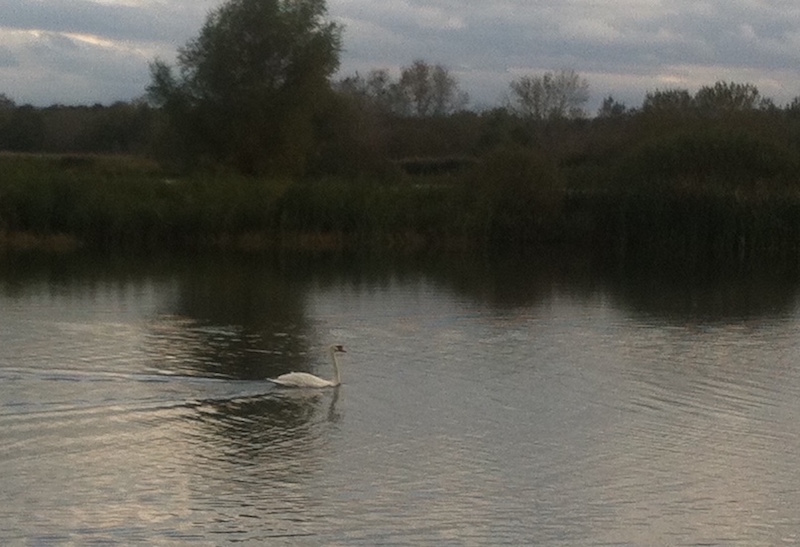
[2,0,800,272]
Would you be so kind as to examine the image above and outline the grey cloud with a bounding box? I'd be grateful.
[0,0,214,44]
[0,0,215,104]
[332,0,800,106]
[0,45,19,68]
[2,0,800,107]
[0,30,152,104]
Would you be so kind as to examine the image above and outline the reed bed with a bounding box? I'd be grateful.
[2,148,800,272]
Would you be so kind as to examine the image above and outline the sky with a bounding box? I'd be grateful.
[1,0,800,112]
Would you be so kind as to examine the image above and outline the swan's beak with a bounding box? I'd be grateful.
[335,345,346,352]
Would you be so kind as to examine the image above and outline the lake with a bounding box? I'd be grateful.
[2,251,800,545]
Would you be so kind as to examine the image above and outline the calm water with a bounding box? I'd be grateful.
[2,253,800,545]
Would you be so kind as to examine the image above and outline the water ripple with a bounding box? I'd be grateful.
[4,266,800,545]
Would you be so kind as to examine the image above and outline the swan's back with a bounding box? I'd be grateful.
[269,344,345,388]
[271,371,337,388]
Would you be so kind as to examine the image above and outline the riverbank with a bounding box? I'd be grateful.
[2,151,800,272]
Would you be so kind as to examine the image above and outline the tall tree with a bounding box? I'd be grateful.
[336,69,405,114]
[597,95,629,118]
[397,60,468,117]
[694,81,762,114]
[147,0,342,175]
[0,93,14,150]
[4,106,45,152]
[641,88,694,113]
[508,69,589,120]
[0,93,14,111]
[336,60,468,117]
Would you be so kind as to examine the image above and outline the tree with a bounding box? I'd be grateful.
[786,96,800,118]
[0,93,14,111]
[397,60,469,117]
[336,60,468,118]
[694,81,762,114]
[0,93,14,150]
[597,95,629,118]
[642,82,767,118]
[147,0,342,175]
[4,105,45,152]
[508,69,589,120]
[641,88,694,113]
[335,69,404,114]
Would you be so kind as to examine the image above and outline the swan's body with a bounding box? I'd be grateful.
[269,345,346,388]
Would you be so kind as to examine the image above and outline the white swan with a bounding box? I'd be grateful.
[269,345,346,388]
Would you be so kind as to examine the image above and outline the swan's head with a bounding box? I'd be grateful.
[332,344,346,353]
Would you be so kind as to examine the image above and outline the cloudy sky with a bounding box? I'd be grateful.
[1,0,800,112]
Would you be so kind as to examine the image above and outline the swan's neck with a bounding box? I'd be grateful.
[330,347,341,386]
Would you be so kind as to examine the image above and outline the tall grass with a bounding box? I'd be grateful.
[0,154,289,250]
[468,145,564,247]
[0,154,483,252]
[277,176,480,249]
[614,128,799,189]
[602,129,800,270]
[3,144,800,271]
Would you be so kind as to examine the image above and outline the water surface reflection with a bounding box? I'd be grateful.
[1,251,800,544]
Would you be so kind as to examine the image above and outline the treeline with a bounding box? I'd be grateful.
[3,77,800,174]
[0,95,153,154]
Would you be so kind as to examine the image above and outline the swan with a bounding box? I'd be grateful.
[269,345,346,388]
